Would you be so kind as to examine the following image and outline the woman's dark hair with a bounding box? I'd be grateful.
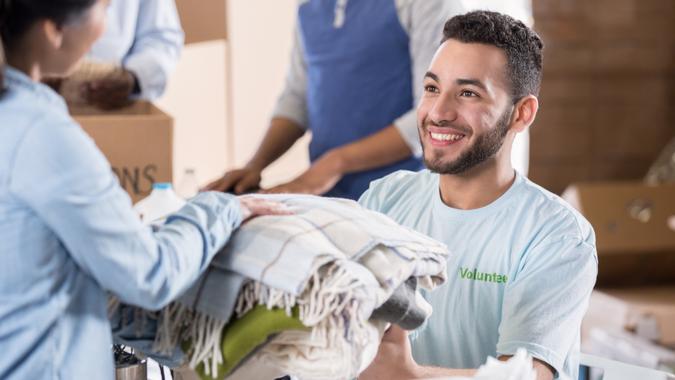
[0,0,97,93]
[442,11,544,101]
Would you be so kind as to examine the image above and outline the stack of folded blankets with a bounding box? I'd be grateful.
[114,195,450,380]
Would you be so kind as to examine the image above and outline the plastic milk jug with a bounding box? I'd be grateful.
[133,183,186,225]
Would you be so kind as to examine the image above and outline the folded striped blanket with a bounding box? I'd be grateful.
[124,195,449,379]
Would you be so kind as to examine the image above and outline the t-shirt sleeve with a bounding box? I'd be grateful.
[358,175,392,212]
[497,235,598,378]
[270,23,309,129]
[358,186,378,211]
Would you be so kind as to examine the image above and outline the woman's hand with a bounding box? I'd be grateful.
[238,196,292,222]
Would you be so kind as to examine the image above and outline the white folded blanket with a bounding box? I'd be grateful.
[153,195,449,379]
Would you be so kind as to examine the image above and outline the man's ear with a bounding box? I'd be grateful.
[509,95,539,133]
[42,20,64,50]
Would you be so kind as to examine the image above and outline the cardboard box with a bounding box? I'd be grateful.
[583,287,675,348]
[562,182,675,286]
[176,0,227,44]
[582,327,675,373]
[72,102,173,204]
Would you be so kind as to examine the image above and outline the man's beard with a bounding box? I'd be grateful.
[422,108,512,175]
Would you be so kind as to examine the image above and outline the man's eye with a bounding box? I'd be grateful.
[424,85,439,93]
[460,90,477,97]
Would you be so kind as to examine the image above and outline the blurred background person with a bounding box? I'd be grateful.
[206,0,449,200]
[52,0,183,109]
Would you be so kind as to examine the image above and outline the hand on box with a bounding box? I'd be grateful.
[237,196,292,222]
[203,165,263,194]
[81,68,136,110]
[58,61,134,109]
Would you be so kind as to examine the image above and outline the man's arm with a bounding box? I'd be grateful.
[204,21,308,193]
[203,117,305,193]
[359,325,554,380]
[243,118,306,173]
[264,125,412,195]
[412,356,554,380]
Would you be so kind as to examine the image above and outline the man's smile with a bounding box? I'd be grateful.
[425,126,469,147]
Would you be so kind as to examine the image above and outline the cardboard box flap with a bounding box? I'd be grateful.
[563,182,675,254]
[70,102,165,118]
[593,287,675,346]
[176,0,227,44]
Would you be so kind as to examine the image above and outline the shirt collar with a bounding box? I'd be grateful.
[432,170,525,219]
[3,65,68,111]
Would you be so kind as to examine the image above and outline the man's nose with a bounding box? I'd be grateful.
[428,94,458,125]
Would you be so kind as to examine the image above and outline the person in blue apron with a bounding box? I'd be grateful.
[205,0,450,200]
[0,1,286,378]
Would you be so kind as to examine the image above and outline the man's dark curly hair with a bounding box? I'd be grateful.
[442,11,544,101]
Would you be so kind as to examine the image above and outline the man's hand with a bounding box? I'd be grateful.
[263,150,344,195]
[359,325,554,380]
[237,196,292,222]
[358,325,420,380]
[82,68,136,110]
[203,165,263,194]
[499,356,555,380]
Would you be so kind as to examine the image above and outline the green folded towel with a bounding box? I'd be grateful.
[194,305,307,379]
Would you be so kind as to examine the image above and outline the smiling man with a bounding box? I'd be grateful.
[358,11,598,380]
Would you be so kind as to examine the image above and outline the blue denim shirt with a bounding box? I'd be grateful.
[0,67,241,379]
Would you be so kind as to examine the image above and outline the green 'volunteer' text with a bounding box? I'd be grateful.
[459,267,508,284]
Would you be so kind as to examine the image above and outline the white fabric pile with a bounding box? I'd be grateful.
[156,195,449,380]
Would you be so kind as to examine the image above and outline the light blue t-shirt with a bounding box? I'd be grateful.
[359,170,598,380]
